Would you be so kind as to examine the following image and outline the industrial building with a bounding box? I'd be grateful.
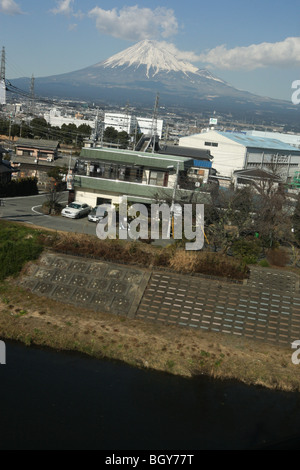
[104,113,164,139]
[245,130,300,149]
[44,108,96,129]
[179,130,300,182]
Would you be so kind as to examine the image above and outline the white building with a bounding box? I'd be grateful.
[104,112,163,138]
[179,130,300,181]
[104,113,133,134]
[44,108,96,129]
[0,79,6,105]
[135,116,163,138]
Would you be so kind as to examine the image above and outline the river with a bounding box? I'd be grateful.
[0,340,300,450]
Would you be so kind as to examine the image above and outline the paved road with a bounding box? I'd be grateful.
[0,194,176,246]
[0,193,98,236]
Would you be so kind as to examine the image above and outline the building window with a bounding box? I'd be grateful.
[204,142,218,147]
[149,171,166,186]
[96,197,112,206]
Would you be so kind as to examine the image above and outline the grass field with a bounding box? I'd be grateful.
[0,221,44,281]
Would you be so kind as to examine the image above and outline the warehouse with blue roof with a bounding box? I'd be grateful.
[179,130,300,182]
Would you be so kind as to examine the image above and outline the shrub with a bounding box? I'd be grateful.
[169,251,249,280]
[259,259,270,268]
[41,201,63,215]
[231,238,262,264]
[266,248,290,267]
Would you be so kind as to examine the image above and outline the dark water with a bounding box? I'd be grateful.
[1,340,300,450]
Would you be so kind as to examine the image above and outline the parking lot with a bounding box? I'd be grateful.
[0,193,99,236]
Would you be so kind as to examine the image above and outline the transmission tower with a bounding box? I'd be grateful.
[0,47,6,105]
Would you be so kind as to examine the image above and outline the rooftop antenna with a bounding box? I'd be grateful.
[0,46,6,105]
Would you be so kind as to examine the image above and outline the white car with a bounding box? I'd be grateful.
[88,206,108,223]
[61,202,91,219]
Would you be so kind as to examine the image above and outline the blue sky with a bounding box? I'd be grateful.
[1,0,300,100]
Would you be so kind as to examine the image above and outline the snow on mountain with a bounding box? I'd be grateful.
[12,38,295,120]
[99,40,201,78]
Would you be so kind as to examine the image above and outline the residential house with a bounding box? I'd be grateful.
[0,146,13,184]
[15,138,60,162]
[72,147,211,208]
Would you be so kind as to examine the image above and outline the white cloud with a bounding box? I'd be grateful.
[51,0,74,16]
[88,5,178,41]
[0,0,23,15]
[68,23,77,31]
[197,37,300,70]
[159,42,200,63]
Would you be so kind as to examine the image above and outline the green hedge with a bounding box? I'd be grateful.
[0,177,39,197]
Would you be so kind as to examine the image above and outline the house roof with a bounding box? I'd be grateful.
[158,145,212,161]
[15,138,60,151]
[233,168,282,180]
[218,131,300,152]
[79,147,194,171]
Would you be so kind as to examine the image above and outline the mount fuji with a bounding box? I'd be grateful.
[10,40,299,120]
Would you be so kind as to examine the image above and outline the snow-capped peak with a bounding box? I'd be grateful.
[99,40,200,78]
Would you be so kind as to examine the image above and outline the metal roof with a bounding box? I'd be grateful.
[15,138,60,151]
[218,131,300,152]
[233,168,281,180]
[158,145,212,160]
[79,147,194,171]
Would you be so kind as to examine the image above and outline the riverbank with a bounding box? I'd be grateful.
[0,275,299,392]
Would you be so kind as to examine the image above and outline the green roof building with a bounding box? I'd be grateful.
[72,147,211,207]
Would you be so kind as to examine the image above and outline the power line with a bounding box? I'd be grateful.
[5,80,58,105]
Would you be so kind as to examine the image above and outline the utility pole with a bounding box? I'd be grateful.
[8,116,11,141]
[30,74,35,116]
[0,47,5,80]
[164,123,169,145]
[124,101,130,134]
[151,93,159,154]
[167,161,180,238]
[0,46,6,105]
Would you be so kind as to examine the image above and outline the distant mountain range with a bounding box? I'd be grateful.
[9,40,300,123]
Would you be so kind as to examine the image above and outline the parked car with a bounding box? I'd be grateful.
[88,206,108,223]
[61,202,91,219]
